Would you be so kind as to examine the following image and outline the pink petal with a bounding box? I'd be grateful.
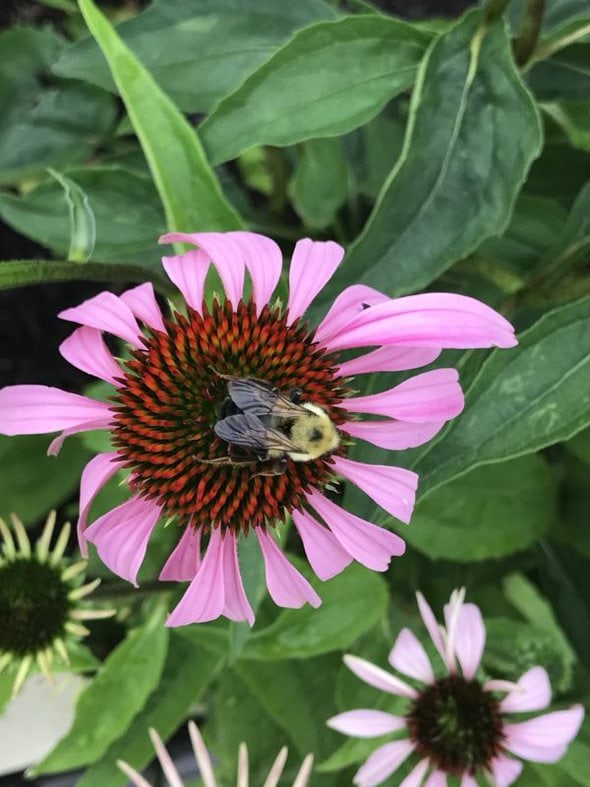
[388,628,435,684]
[327,709,406,738]
[291,507,353,580]
[336,346,442,378]
[85,495,161,586]
[341,369,464,423]
[0,385,112,435]
[221,531,254,625]
[58,291,144,348]
[331,456,417,524]
[424,772,447,787]
[453,603,485,680]
[343,654,417,699]
[165,528,225,626]
[306,490,405,572]
[120,283,165,333]
[229,231,282,315]
[255,528,322,609]
[354,740,415,787]
[489,755,523,787]
[323,292,518,352]
[314,284,390,344]
[416,592,448,668]
[59,326,123,386]
[500,667,551,714]
[400,759,429,787]
[503,705,584,763]
[162,250,210,314]
[77,451,122,557]
[47,419,113,457]
[286,238,345,324]
[460,774,477,787]
[340,419,445,451]
[159,525,202,582]
[442,588,466,673]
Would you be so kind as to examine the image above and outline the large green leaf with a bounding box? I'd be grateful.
[289,138,348,229]
[327,11,541,299]
[0,260,169,292]
[201,16,431,164]
[78,0,242,233]
[528,44,590,102]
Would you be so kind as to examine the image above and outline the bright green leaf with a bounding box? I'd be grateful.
[289,138,348,228]
[48,169,96,263]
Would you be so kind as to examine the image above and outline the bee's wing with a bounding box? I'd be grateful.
[215,413,299,453]
[226,379,276,415]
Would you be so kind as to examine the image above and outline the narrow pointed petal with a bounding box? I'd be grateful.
[230,231,282,315]
[389,628,435,684]
[166,528,226,626]
[120,283,165,332]
[460,774,478,787]
[0,385,112,435]
[256,528,322,610]
[341,419,445,451]
[85,496,161,586]
[500,667,551,714]
[424,772,447,787]
[503,705,584,763]
[293,753,314,787]
[416,591,448,668]
[47,419,114,457]
[336,346,442,377]
[58,291,144,347]
[221,531,255,625]
[341,369,464,423]
[314,284,389,343]
[292,507,353,580]
[159,525,202,582]
[59,327,123,385]
[327,709,406,738]
[149,728,184,787]
[117,760,152,787]
[354,740,415,787]
[489,755,523,787]
[331,456,418,524]
[343,654,417,698]
[162,250,210,313]
[77,451,122,557]
[453,603,486,680]
[307,490,405,571]
[400,759,429,787]
[188,721,217,787]
[264,747,288,787]
[287,239,345,324]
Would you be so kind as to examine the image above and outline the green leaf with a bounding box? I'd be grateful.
[34,606,169,774]
[528,44,590,102]
[289,138,348,229]
[201,15,431,164]
[0,260,170,293]
[542,100,590,152]
[537,179,590,277]
[557,740,590,787]
[414,298,590,497]
[78,0,242,233]
[328,11,542,299]
[565,426,590,464]
[47,169,96,263]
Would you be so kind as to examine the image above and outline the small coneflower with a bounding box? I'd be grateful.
[0,232,517,625]
[0,512,112,697]
[117,720,313,786]
[327,589,584,786]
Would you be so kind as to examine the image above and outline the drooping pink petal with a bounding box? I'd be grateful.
[314,284,390,343]
[388,628,435,685]
[341,369,464,423]
[323,292,517,352]
[58,291,144,348]
[229,231,282,315]
[286,239,345,325]
[452,603,485,680]
[424,771,447,787]
[354,740,415,787]
[336,346,442,378]
[221,531,254,625]
[162,250,210,314]
[85,495,161,586]
[306,490,405,572]
[503,705,584,763]
[59,327,123,386]
[159,525,202,582]
[331,456,418,524]
[460,773,478,787]
[489,755,524,787]
[255,528,322,609]
[416,592,448,668]
[343,655,417,699]
[291,507,353,580]
[400,758,429,787]
[327,709,406,738]
[500,667,551,714]
[47,419,114,457]
[0,385,112,435]
[77,451,122,557]
[120,283,165,333]
[165,528,225,626]
[340,419,445,451]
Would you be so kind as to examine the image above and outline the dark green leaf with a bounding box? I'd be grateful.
[0,260,170,293]
[543,100,590,152]
[528,44,590,102]
[289,138,348,229]
[565,427,590,464]
[536,179,590,277]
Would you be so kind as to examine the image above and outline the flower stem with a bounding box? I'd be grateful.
[483,0,511,23]
[514,0,546,66]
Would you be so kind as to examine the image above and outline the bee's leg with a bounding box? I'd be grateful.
[251,456,288,477]
[288,387,303,404]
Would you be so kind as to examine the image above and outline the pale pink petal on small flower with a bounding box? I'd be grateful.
[343,654,417,699]
[162,250,210,313]
[503,705,584,763]
[85,496,161,587]
[221,531,255,625]
[354,740,415,787]
[489,755,523,787]
[166,528,225,626]
[77,451,122,557]
[59,291,144,348]
[341,369,464,423]
[256,528,321,609]
[0,385,112,435]
[331,456,417,524]
[327,709,406,738]
[287,239,345,325]
[424,771,447,787]
[484,679,518,693]
[336,346,442,378]
[230,231,282,315]
[341,419,445,451]
[388,628,435,684]
[416,592,448,668]
[460,773,478,787]
[306,490,405,572]
[400,758,429,787]
[314,284,389,343]
[500,667,551,714]
[59,327,123,386]
[292,507,353,580]
[159,525,202,582]
[120,283,165,332]
[148,728,184,787]
[453,602,485,680]
[442,588,466,673]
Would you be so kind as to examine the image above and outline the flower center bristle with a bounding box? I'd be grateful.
[111,300,346,532]
[405,674,504,775]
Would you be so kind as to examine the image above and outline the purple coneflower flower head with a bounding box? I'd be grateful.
[0,232,516,626]
[118,720,314,786]
[327,588,584,786]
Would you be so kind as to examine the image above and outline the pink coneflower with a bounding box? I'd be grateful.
[328,588,584,786]
[0,232,516,626]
